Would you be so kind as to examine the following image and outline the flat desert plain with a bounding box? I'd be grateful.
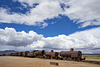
[0,56,100,67]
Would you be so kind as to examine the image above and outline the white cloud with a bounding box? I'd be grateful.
[0,0,62,28]
[0,0,100,28]
[69,27,100,48]
[63,0,100,27]
[0,27,100,53]
[15,0,100,27]
[15,0,59,7]
[0,27,43,47]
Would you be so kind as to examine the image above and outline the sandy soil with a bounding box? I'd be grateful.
[0,56,100,67]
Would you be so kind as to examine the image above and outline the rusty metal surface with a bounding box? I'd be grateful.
[70,48,74,51]
[2,48,84,61]
[45,52,58,57]
[18,52,23,56]
[60,51,71,57]
[60,51,82,57]
[45,50,58,59]
[23,51,30,56]
[34,50,45,56]
[71,51,82,58]
[50,62,59,66]
[27,51,35,57]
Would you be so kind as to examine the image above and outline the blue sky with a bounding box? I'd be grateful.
[0,0,99,37]
[0,16,100,37]
[0,0,100,54]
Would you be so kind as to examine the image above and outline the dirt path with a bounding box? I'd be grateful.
[0,56,99,67]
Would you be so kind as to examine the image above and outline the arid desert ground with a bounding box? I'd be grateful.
[0,56,100,67]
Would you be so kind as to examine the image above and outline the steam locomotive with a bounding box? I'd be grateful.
[0,48,85,61]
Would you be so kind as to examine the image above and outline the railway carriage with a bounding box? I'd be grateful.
[45,50,58,59]
[60,48,83,61]
[5,48,85,61]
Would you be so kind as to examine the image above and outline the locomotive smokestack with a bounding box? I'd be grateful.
[70,48,74,51]
[51,50,54,52]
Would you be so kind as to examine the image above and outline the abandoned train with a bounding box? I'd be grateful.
[0,48,85,61]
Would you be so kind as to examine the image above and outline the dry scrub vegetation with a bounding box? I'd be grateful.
[82,55,100,61]
[82,55,100,65]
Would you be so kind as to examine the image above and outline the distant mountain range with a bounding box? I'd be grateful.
[0,50,100,55]
[0,50,17,54]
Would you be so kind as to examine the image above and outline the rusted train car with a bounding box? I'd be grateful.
[18,52,23,56]
[44,50,58,59]
[4,48,85,61]
[33,50,45,58]
[60,48,84,61]
[26,51,36,57]
[23,51,30,57]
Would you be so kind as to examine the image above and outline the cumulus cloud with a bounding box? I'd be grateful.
[0,0,62,28]
[0,27,100,53]
[69,27,100,48]
[1,0,100,28]
[63,0,100,27]
[0,27,43,47]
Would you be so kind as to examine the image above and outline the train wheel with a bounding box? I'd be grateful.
[77,58,81,62]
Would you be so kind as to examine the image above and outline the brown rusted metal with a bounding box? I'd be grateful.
[23,51,30,57]
[6,53,11,56]
[45,50,58,59]
[71,51,82,58]
[18,52,23,56]
[50,62,58,66]
[60,50,82,61]
[1,48,84,62]
[26,51,36,57]
[70,48,74,51]
[11,52,19,56]
[34,50,45,57]
[51,50,54,52]
[60,51,71,57]
[2,54,6,56]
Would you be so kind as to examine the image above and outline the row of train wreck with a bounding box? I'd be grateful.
[0,48,86,61]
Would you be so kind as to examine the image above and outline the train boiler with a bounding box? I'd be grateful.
[60,48,82,61]
[45,50,58,59]
[18,52,23,56]
[23,51,30,57]
[26,51,36,57]
[33,50,45,58]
